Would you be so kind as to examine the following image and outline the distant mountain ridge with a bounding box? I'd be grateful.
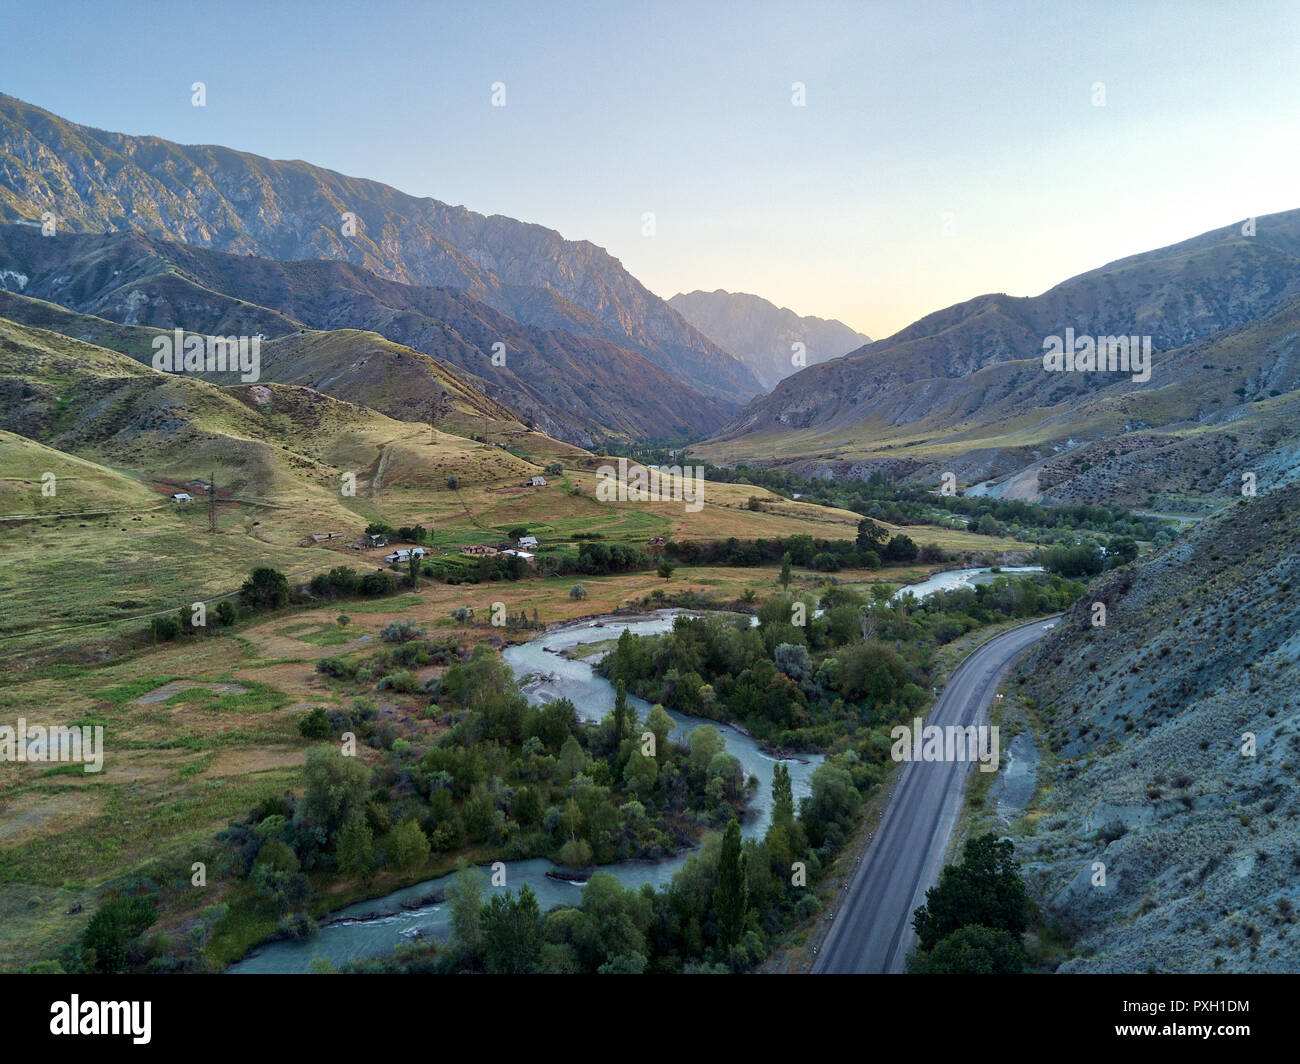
[668,289,870,391]
[0,92,761,407]
[0,224,730,445]
[697,208,1300,507]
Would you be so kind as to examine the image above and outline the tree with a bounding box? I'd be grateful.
[774,642,812,683]
[714,818,748,951]
[644,704,675,757]
[215,599,237,626]
[771,762,794,834]
[558,736,587,779]
[559,838,593,867]
[779,552,792,589]
[1107,535,1139,568]
[296,747,371,844]
[623,749,658,796]
[387,817,431,874]
[482,885,544,973]
[446,475,459,489]
[569,583,588,600]
[856,517,889,552]
[907,924,1027,974]
[337,813,376,883]
[657,559,675,580]
[297,707,331,739]
[448,861,486,959]
[407,552,420,589]
[688,725,724,773]
[912,833,1028,951]
[883,534,919,563]
[240,566,290,610]
[612,680,630,740]
[82,895,156,973]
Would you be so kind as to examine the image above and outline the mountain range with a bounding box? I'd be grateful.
[696,209,1300,509]
[0,224,732,445]
[6,91,1300,516]
[0,92,762,429]
[668,289,870,390]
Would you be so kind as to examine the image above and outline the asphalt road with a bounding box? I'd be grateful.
[812,616,1059,974]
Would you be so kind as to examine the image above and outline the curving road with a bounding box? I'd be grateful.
[813,616,1059,974]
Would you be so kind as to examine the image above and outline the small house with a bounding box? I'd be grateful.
[171,493,192,503]
[367,533,389,548]
[522,476,546,487]
[460,544,499,556]
[502,549,535,562]
[385,547,425,564]
[518,535,539,549]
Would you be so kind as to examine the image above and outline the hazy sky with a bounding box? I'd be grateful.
[3,0,1298,338]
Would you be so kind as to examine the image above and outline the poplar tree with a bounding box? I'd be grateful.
[714,817,748,951]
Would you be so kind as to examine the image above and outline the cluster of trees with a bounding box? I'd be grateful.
[149,559,419,644]
[697,463,1166,543]
[907,833,1029,973]
[365,520,432,545]
[306,647,750,893]
[663,527,932,574]
[309,565,402,600]
[600,573,1083,751]
[1039,535,1138,577]
[410,652,749,864]
[427,552,530,584]
[343,753,864,974]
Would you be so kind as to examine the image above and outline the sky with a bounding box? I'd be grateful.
[2,0,1298,339]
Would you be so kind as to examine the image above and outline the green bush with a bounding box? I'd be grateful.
[298,707,331,739]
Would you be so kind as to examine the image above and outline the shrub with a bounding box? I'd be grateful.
[316,657,354,679]
[377,670,420,693]
[82,895,157,973]
[298,707,331,739]
[569,584,588,600]
[360,571,396,597]
[380,619,427,643]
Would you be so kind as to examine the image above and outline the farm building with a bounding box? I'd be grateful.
[522,476,546,487]
[300,531,344,546]
[385,547,426,564]
[171,493,192,503]
[517,535,539,549]
[461,544,499,556]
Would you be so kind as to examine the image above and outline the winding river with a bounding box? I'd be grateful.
[230,565,1042,972]
[230,610,822,973]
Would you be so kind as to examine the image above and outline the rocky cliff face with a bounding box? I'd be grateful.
[668,288,869,391]
[0,93,760,407]
[1009,488,1300,971]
